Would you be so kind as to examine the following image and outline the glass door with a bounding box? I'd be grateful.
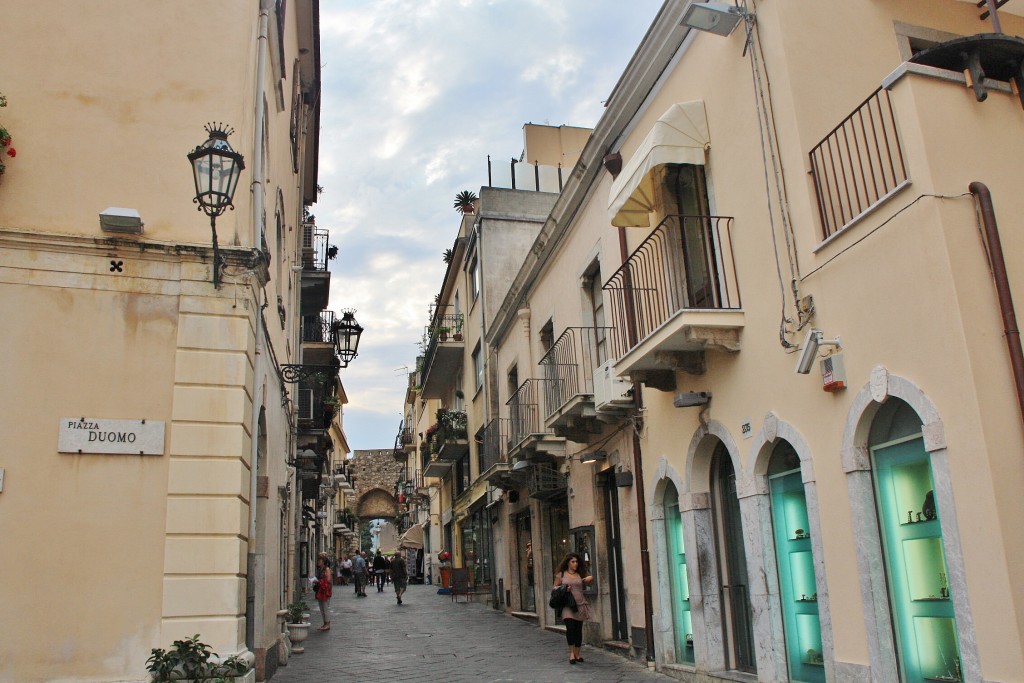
[711,444,756,673]
[769,454,825,682]
[515,513,534,611]
[664,484,694,663]
[872,435,961,682]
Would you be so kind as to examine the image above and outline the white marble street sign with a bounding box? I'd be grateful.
[58,417,165,455]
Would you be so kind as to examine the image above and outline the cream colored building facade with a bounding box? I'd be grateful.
[0,2,334,681]
[406,2,1024,682]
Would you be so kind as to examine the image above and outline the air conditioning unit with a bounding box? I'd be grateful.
[592,360,633,411]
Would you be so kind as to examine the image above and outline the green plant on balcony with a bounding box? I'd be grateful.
[436,408,468,441]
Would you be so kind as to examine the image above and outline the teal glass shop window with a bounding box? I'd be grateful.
[872,434,961,682]
[768,443,825,682]
[664,484,694,663]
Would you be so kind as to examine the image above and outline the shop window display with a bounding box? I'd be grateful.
[871,400,961,682]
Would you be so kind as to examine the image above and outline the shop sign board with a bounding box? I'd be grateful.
[58,417,165,455]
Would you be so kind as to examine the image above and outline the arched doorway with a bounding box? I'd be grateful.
[766,440,825,681]
[663,480,694,664]
[709,440,756,674]
[869,398,960,682]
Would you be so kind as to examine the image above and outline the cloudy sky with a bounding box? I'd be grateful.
[315,1,664,451]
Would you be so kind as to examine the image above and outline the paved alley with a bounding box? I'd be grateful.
[270,583,676,683]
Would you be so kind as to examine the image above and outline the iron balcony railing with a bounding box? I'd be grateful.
[301,221,331,271]
[538,327,612,419]
[809,87,908,240]
[419,311,465,386]
[603,214,740,359]
[486,155,564,193]
[506,379,551,450]
[301,311,336,344]
[480,417,510,473]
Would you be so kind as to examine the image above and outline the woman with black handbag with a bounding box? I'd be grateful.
[552,552,593,665]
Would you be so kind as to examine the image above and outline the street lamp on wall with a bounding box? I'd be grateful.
[187,123,245,288]
[334,308,364,368]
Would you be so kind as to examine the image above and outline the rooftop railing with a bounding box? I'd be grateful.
[486,156,564,193]
[809,87,909,240]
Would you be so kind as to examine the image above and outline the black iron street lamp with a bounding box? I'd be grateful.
[188,123,245,288]
[281,308,364,384]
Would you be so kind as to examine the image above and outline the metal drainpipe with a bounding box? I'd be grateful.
[618,226,656,660]
[969,182,1024,427]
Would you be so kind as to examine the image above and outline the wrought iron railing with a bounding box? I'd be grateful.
[301,221,330,271]
[538,327,612,418]
[603,214,739,359]
[809,87,908,240]
[301,311,336,344]
[420,311,466,386]
[506,379,550,450]
[528,463,566,500]
[480,418,510,473]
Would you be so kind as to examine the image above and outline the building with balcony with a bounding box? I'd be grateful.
[466,1,1024,682]
[0,2,334,681]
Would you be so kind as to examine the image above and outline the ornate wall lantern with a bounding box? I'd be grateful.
[187,123,245,288]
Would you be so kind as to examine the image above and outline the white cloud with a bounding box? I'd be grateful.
[316,0,663,449]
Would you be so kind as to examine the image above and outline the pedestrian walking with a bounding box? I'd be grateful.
[391,551,408,605]
[373,550,389,592]
[352,550,368,597]
[339,555,353,586]
[553,552,593,665]
[314,553,333,631]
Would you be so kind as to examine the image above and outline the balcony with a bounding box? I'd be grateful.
[301,311,337,366]
[393,421,410,462]
[480,418,523,491]
[507,379,566,460]
[539,327,623,440]
[333,510,356,534]
[300,221,331,313]
[420,312,465,399]
[809,87,909,241]
[526,462,567,501]
[427,409,469,462]
[603,214,743,388]
[421,442,451,479]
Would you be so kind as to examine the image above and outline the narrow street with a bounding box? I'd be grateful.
[271,583,676,683]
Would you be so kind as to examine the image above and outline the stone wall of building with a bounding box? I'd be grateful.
[351,449,403,518]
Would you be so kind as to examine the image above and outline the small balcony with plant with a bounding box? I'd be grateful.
[420,308,466,399]
[421,440,452,479]
[480,417,523,491]
[603,214,743,390]
[427,408,469,462]
[506,379,565,462]
[300,310,338,366]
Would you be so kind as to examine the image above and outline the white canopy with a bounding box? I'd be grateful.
[608,100,710,227]
[399,522,424,549]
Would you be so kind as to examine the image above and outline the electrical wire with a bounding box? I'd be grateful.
[799,192,971,282]
[745,1,798,348]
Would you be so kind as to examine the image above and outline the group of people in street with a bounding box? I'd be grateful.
[312,547,591,666]
[313,549,409,612]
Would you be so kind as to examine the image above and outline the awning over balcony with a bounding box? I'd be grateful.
[608,100,709,227]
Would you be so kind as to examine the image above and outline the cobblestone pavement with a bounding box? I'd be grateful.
[271,582,676,683]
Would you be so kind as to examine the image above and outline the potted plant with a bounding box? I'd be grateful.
[284,601,311,654]
[437,326,450,342]
[453,190,478,214]
[146,634,250,682]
